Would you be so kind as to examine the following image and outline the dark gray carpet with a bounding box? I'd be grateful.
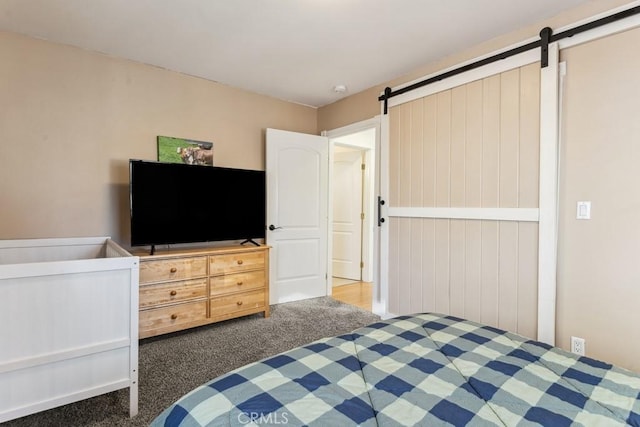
[4,297,379,427]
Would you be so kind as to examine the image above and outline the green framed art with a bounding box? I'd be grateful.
[157,136,214,166]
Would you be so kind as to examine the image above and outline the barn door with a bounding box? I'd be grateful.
[380,47,559,343]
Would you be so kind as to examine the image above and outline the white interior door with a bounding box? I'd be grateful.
[332,150,364,281]
[266,128,329,303]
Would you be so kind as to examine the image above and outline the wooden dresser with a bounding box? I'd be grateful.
[136,245,269,339]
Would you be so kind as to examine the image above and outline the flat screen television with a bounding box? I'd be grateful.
[129,160,265,250]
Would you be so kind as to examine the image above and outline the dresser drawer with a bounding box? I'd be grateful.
[140,278,208,308]
[210,289,265,317]
[140,256,207,284]
[139,300,208,338]
[209,251,265,275]
[138,245,270,337]
[210,271,264,296]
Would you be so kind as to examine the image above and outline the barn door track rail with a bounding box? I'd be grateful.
[379,5,640,114]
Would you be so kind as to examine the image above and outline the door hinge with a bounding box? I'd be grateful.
[360,261,364,269]
[361,163,366,170]
[361,212,365,220]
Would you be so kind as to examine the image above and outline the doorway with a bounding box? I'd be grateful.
[266,119,380,314]
[324,118,380,314]
[332,146,365,282]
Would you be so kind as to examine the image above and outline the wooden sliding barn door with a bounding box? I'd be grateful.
[383,59,544,339]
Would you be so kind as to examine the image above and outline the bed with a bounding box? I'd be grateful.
[0,237,139,423]
[152,313,640,426]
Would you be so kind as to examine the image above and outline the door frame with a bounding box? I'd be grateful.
[331,148,365,281]
[323,117,381,311]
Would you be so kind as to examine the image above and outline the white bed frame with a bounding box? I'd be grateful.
[0,237,139,423]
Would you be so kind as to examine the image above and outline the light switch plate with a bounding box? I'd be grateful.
[576,201,591,219]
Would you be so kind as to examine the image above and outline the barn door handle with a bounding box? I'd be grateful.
[269,224,283,231]
[378,197,386,227]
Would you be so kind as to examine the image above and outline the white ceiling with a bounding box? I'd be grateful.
[0,0,594,107]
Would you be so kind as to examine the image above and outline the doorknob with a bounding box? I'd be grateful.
[269,224,283,231]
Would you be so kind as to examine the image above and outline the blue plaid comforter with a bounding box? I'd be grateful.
[152,314,640,426]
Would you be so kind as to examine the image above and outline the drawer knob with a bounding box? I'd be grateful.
[237,281,243,286]
[237,301,243,306]
[170,290,177,296]
[171,314,178,320]
[237,259,244,265]
[170,267,177,273]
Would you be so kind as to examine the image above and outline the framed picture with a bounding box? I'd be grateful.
[157,136,214,166]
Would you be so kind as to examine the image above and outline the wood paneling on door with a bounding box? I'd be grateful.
[388,63,540,339]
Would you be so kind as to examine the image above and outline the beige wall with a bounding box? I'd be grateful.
[2,0,639,371]
[319,0,639,371]
[318,0,635,132]
[557,27,640,372]
[0,31,316,245]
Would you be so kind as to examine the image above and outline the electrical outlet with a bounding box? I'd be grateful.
[571,336,585,356]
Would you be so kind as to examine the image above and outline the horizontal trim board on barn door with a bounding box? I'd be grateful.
[388,207,539,222]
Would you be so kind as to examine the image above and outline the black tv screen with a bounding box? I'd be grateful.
[129,160,265,247]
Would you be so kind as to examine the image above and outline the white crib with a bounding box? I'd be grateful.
[0,237,139,423]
